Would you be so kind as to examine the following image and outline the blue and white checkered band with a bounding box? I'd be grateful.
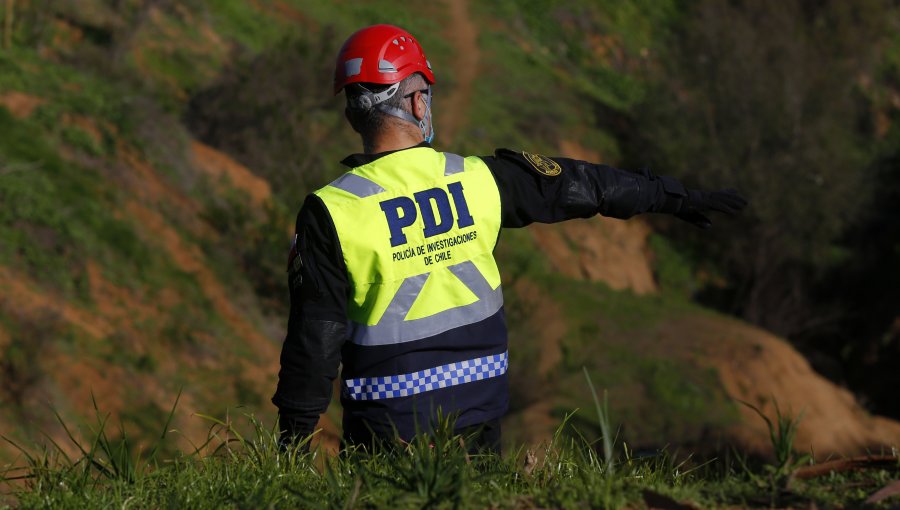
[344,351,509,401]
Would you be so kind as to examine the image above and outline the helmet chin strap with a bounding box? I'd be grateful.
[375,85,434,144]
[422,86,434,143]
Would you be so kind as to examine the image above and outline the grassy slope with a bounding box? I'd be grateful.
[0,0,814,453]
[0,1,305,459]
[1,3,898,507]
[0,0,900,507]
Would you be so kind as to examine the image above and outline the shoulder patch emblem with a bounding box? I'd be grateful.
[522,151,562,177]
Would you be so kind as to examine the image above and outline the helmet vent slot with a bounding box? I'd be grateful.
[378,60,398,73]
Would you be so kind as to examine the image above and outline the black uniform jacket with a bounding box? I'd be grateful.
[273,142,688,440]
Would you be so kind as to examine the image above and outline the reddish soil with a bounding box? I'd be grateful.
[116,143,210,238]
[0,267,127,460]
[507,279,568,446]
[267,1,313,26]
[0,263,225,461]
[0,91,46,118]
[61,113,104,147]
[438,0,480,145]
[310,413,341,455]
[558,139,603,163]
[49,18,85,56]
[123,200,276,361]
[118,145,279,416]
[0,266,113,339]
[533,140,658,295]
[84,261,162,362]
[665,314,900,457]
[191,141,272,206]
[530,218,658,295]
[160,137,277,375]
[513,280,567,376]
[512,301,900,457]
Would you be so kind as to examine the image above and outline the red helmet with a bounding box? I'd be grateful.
[333,24,436,95]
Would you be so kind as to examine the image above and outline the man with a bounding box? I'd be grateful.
[272,24,746,452]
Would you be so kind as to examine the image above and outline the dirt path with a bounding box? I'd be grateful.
[438,0,479,146]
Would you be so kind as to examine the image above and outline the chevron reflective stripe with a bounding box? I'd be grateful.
[447,260,495,298]
[443,152,465,176]
[328,173,386,198]
[344,351,508,401]
[348,260,503,346]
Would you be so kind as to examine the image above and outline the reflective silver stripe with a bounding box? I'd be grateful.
[378,59,397,73]
[444,152,464,176]
[328,173,386,198]
[381,273,429,324]
[344,58,363,77]
[447,260,493,297]
[349,260,503,346]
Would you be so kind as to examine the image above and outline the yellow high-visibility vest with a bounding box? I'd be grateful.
[315,147,503,348]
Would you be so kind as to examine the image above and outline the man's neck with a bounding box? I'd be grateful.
[363,130,424,154]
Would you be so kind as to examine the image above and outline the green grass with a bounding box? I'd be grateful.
[2,401,897,509]
[0,104,193,301]
[647,233,698,299]
[206,0,299,53]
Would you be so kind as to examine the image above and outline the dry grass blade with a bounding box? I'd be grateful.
[865,479,900,504]
[794,455,900,480]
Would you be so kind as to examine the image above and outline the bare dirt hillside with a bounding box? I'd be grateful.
[683,314,900,456]
[530,218,658,295]
[514,207,900,457]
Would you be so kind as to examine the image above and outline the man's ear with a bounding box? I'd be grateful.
[411,90,427,122]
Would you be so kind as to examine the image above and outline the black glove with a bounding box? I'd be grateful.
[675,188,747,229]
[278,412,316,453]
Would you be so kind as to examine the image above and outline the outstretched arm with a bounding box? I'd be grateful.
[480,149,746,228]
[272,195,348,449]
